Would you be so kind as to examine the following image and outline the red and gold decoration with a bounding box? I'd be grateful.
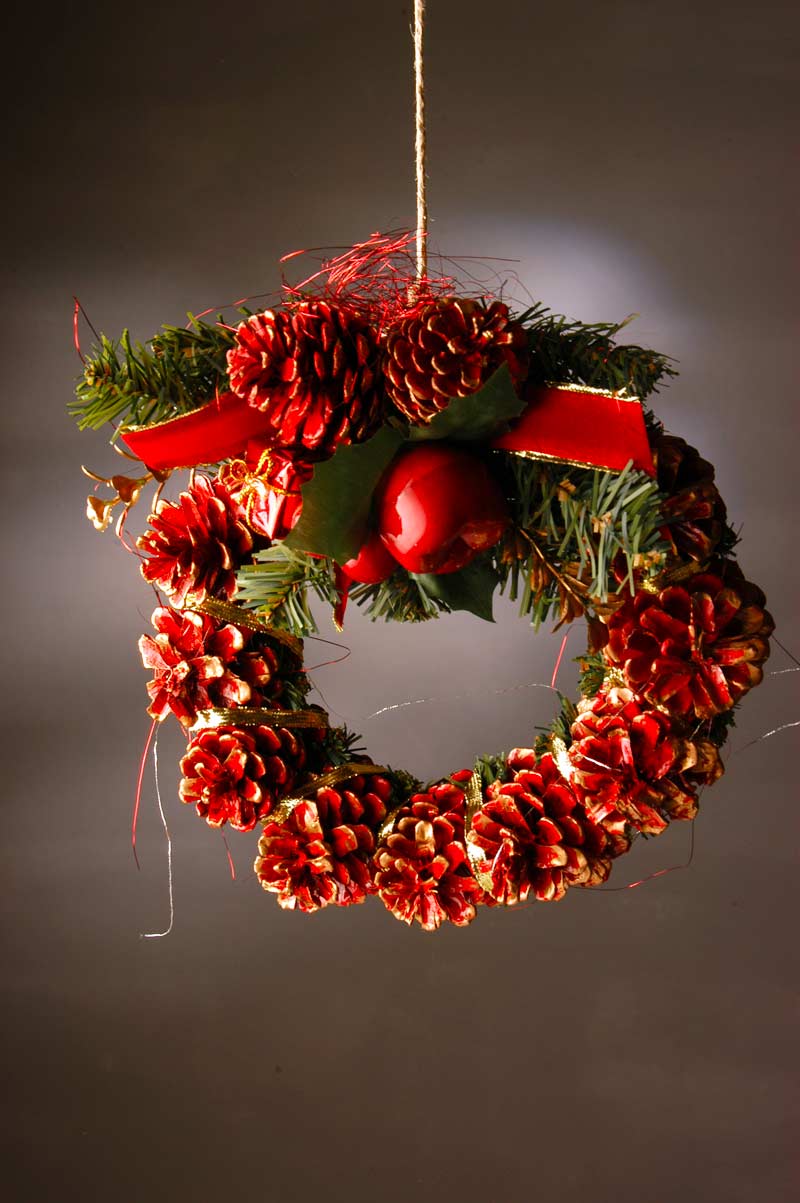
[72,231,774,932]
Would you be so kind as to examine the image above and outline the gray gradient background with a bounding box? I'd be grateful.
[2,2,798,1200]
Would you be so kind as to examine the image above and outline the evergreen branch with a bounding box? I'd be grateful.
[518,528,591,629]
[235,545,339,637]
[518,306,676,400]
[473,753,512,788]
[349,570,443,623]
[69,313,237,434]
[310,725,369,771]
[705,707,737,748]
[577,653,609,698]
[533,693,578,758]
[496,454,669,629]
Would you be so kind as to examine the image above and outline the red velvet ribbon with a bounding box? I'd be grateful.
[493,383,656,477]
[121,383,655,479]
[120,392,275,470]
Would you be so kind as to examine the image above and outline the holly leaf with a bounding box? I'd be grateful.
[283,426,405,564]
[408,362,526,443]
[412,559,499,622]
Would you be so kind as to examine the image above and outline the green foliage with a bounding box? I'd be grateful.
[350,557,501,625]
[472,753,511,788]
[69,315,236,434]
[496,453,668,629]
[706,707,737,748]
[578,653,609,698]
[518,304,677,400]
[411,557,499,622]
[717,521,741,559]
[283,426,404,563]
[348,570,443,624]
[237,546,501,635]
[236,544,339,636]
[407,362,525,442]
[533,693,578,757]
[311,725,368,770]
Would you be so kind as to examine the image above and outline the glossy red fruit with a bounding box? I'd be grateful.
[340,529,399,584]
[376,444,509,574]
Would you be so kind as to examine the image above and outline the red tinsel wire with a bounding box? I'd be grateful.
[280,229,454,332]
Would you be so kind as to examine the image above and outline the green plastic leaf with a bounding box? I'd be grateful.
[412,559,498,623]
[408,362,526,443]
[283,426,405,564]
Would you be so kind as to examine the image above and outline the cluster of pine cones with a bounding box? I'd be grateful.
[226,295,529,456]
[136,556,771,929]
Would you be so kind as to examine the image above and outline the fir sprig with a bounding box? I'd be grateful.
[350,571,443,623]
[577,653,609,698]
[472,753,512,788]
[517,305,677,400]
[236,544,339,636]
[69,314,237,434]
[533,693,578,758]
[312,725,368,770]
[496,454,668,628]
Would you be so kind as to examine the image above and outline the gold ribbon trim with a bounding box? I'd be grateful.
[463,769,495,893]
[544,380,640,404]
[293,762,390,795]
[551,736,575,783]
[377,805,402,845]
[192,707,329,731]
[194,597,304,659]
[221,446,297,530]
[266,763,391,827]
[507,448,623,472]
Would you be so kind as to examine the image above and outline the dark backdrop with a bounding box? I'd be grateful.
[2,3,798,1201]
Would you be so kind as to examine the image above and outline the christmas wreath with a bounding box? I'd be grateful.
[72,232,774,931]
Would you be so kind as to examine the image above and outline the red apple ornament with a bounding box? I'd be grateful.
[340,529,399,584]
[376,444,509,574]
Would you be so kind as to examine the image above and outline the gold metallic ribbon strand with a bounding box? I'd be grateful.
[551,737,575,784]
[194,597,304,659]
[192,707,329,731]
[463,769,495,893]
[268,763,391,827]
[544,380,640,403]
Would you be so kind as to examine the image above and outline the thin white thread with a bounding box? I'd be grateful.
[413,0,428,281]
[770,667,799,676]
[734,719,800,756]
[772,636,800,669]
[363,679,557,723]
[141,735,175,939]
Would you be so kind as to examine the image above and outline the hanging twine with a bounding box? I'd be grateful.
[413,0,428,282]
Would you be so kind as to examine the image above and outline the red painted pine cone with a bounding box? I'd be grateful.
[138,608,250,727]
[383,296,528,425]
[137,474,253,607]
[568,686,716,832]
[373,775,484,930]
[603,572,774,720]
[180,724,307,832]
[654,433,728,563]
[467,750,626,905]
[227,302,383,458]
[236,642,294,708]
[254,770,394,912]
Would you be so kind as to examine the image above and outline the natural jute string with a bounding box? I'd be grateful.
[413,0,428,281]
